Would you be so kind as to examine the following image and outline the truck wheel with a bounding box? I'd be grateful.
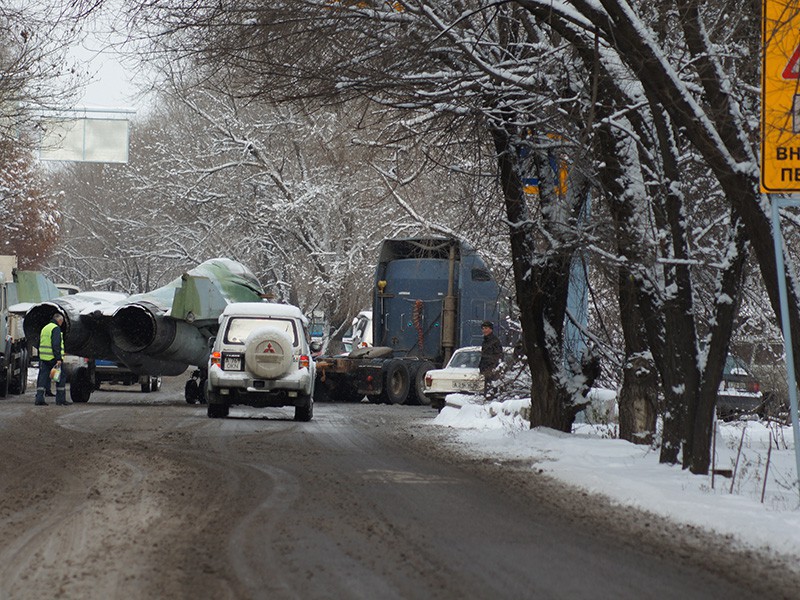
[408,361,434,406]
[294,394,313,421]
[151,377,162,392]
[141,380,151,393]
[379,360,410,405]
[70,367,92,403]
[8,355,24,395]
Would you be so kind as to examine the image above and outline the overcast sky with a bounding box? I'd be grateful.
[66,4,145,113]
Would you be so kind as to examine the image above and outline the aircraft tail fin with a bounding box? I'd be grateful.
[7,271,61,307]
[170,274,228,323]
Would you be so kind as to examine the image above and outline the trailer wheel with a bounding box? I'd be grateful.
[185,379,200,404]
[70,366,92,403]
[379,360,410,405]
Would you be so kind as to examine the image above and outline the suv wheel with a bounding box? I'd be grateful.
[244,327,293,379]
[294,394,313,422]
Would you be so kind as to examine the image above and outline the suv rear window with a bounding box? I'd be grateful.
[224,317,298,345]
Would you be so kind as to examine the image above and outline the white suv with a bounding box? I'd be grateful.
[206,302,315,420]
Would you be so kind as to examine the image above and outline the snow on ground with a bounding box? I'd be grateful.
[428,394,800,562]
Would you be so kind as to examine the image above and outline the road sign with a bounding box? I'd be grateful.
[761,0,800,192]
[782,44,800,79]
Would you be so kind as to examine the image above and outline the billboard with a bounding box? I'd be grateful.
[38,115,130,164]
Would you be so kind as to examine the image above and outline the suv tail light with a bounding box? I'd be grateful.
[299,355,310,368]
[210,351,221,367]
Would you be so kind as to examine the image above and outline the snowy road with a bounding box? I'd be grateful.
[0,376,794,599]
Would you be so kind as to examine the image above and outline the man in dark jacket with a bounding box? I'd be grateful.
[479,320,503,400]
[34,313,69,406]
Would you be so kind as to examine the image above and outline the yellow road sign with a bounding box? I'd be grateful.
[761,1,800,193]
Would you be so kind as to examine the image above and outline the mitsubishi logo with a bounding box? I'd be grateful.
[263,343,276,354]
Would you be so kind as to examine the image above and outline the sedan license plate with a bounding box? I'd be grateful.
[453,381,476,390]
[223,354,243,371]
[728,381,749,391]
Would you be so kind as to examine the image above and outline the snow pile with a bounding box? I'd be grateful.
[430,394,800,560]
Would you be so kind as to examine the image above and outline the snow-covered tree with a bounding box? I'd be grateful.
[92,0,788,475]
[0,1,102,269]
[0,139,57,267]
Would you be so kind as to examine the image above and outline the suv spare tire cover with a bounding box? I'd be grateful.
[244,327,294,379]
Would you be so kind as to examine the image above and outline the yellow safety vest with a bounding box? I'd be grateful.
[39,322,64,361]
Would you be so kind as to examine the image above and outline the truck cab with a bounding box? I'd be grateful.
[315,237,509,407]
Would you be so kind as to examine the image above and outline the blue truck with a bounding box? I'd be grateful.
[314,237,509,408]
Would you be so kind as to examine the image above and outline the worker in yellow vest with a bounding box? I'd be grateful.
[35,313,68,406]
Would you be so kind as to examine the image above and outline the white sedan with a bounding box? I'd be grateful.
[424,346,484,408]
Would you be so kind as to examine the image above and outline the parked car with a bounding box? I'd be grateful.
[206,302,315,420]
[423,346,484,407]
[716,355,763,420]
[94,359,162,393]
[342,310,372,353]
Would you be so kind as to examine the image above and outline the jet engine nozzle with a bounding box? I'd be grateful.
[24,300,113,358]
[111,302,207,366]
[23,303,69,348]
[111,303,176,353]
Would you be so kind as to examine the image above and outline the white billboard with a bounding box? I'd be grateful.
[38,115,130,163]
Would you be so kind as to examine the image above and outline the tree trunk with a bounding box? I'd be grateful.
[618,355,658,445]
[489,120,581,431]
[615,261,658,444]
[688,219,749,473]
